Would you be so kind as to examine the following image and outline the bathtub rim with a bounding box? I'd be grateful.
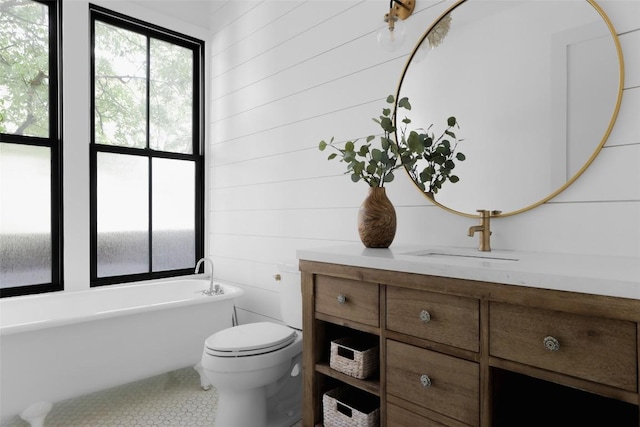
[0,274,243,336]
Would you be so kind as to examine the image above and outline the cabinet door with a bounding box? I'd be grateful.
[387,340,480,426]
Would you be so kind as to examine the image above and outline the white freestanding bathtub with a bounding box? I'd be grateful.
[0,277,243,423]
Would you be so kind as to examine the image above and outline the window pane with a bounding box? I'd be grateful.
[97,153,148,277]
[149,39,193,154]
[94,21,147,148]
[152,158,195,271]
[0,143,51,287]
[0,0,50,138]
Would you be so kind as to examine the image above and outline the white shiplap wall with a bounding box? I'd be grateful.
[207,0,640,323]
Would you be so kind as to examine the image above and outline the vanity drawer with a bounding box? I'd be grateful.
[387,340,479,426]
[387,403,447,427]
[490,302,637,391]
[315,275,379,327]
[386,286,479,352]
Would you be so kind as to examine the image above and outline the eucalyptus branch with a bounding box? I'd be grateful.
[319,95,465,193]
[319,95,406,188]
[414,117,464,195]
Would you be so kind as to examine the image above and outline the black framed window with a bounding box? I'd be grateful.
[90,5,204,286]
[0,0,62,297]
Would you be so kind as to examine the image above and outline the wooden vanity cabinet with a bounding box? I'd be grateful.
[300,260,640,427]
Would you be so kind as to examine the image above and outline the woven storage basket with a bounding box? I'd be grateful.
[323,387,380,427]
[330,336,379,379]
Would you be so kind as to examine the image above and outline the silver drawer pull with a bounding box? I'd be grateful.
[543,336,560,352]
[420,374,432,388]
[419,309,431,323]
[337,294,346,305]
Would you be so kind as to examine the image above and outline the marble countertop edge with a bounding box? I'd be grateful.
[296,245,640,300]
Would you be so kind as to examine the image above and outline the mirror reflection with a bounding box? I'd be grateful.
[397,0,622,216]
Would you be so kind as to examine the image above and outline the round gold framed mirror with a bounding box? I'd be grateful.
[395,0,624,217]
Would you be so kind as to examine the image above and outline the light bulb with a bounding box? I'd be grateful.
[377,14,407,52]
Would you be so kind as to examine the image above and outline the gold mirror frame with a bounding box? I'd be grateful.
[395,0,624,218]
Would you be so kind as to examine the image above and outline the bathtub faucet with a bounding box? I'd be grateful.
[195,258,223,296]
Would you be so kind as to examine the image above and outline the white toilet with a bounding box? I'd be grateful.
[200,263,303,427]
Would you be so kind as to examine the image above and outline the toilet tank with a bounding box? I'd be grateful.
[278,262,302,330]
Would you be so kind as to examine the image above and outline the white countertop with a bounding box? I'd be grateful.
[297,245,640,300]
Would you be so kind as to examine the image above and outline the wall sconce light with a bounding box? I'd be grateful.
[377,0,416,52]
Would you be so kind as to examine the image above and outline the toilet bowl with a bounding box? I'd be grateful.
[200,263,303,427]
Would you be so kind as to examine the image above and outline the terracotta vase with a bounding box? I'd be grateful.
[358,187,396,248]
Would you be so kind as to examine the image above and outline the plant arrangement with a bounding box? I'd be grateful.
[399,104,465,196]
[319,95,464,196]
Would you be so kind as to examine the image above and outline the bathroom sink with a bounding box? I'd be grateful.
[402,248,519,262]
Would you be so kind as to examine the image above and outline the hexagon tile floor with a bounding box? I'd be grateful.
[1,367,302,427]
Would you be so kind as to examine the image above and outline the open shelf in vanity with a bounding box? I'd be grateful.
[313,316,381,396]
[299,248,640,427]
[305,273,383,427]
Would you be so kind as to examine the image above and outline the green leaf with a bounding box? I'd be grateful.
[449,175,460,183]
[345,141,354,152]
[444,160,455,169]
[447,116,457,126]
[351,173,361,183]
[384,172,395,183]
[343,151,355,162]
[405,153,418,166]
[379,150,389,164]
[456,152,466,161]
[382,108,391,117]
[319,140,327,151]
[380,151,396,165]
[407,131,424,152]
[358,145,370,156]
[327,153,337,160]
[366,135,375,142]
[371,148,382,161]
[435,145,449,155]
[420,170,432,182]
[380,117,394,132]
[398,97,411,110]
[386,94,395,104]
[433,156,445,165]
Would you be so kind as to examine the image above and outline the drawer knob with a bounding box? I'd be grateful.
[337,294,347,304]
[543,336,560,352]
[420,374,432,388]
[419,310,431,323]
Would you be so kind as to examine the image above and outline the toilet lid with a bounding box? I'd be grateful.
[205,322,297,357]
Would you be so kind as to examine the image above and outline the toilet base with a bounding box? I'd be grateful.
[215,388,267,427]
[20,401,52,427]
[193,362,212,390]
